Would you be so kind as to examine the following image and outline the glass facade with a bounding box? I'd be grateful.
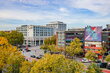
[33,26,54,37]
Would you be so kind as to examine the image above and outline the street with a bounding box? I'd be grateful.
[20,46,44,61]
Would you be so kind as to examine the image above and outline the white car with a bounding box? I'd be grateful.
[81,58,90,63]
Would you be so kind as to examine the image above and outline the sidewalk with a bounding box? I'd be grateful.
[102,69,110,73]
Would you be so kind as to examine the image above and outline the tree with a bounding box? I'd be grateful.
[105,55,110,62]
[20,61,33,73]
[40,35,56,53]
[0,31,7,37]
[43,35,56,45]
[87,63,102,73]
[85,51,96,62]
[0,31,24,46]
[100,42,107,62]
[48,44,58,53]
[0,37,25,72]
[7,30,24,46]
[30,54,85,73]
[4,54,25,73]
[66,37,83,58]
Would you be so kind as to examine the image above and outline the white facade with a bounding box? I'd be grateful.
[46,21,66,34]
[16,25,54,46]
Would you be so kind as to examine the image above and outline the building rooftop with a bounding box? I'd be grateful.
[68,28,85,31]
[47,21,66,25]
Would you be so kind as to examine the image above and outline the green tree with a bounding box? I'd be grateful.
[30,54,85,73]
[87,63,102,73]
[0,31,7,37]
[85,51,96,62]
[0,31,24,46]
[105,55,110,62]
[66,37,83,58]
[7,30,24,46]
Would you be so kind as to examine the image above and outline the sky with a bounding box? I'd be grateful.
[0,0,110,30]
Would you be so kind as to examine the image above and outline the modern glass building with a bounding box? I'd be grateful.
[16,25,54,46]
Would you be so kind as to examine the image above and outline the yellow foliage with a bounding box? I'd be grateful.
[30,54,85,73]
[85,51,96,61]
[20,61,32,73]
[0,37,23,71]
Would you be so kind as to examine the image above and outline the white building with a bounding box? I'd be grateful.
[16,25,54,46]
[46,21,66,34]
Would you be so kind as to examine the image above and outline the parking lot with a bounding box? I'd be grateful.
[20,46,44,61]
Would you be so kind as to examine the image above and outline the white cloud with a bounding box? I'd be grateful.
[67,0,110,15]
[0,10,61,21]
[0,24,22,31]
[59,8,68,12]
[18,0,50,5]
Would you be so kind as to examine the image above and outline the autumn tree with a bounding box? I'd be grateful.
[4,54,25,73]
[100,42,107,62]
[105,55,110,63]
[87,63,102,73]
[85,51,96,62]
[66,37,83,58]
[20,61,33,73]
[48,44,58,53]
[0,37,25,73]
[40,35,56,53]
[30,54,85,73]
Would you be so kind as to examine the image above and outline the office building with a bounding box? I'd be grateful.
[46,21,66,34]
[16,25,54,46]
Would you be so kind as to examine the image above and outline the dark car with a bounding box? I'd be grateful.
[98,62,108,68]
[19,49,23,51]
[107,64,110,69]
[96,59,101,63]
[25,49,31,52]
[31,55,36,58]
[36,56,42,59]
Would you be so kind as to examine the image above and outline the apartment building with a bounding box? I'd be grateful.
[56,28,85,49]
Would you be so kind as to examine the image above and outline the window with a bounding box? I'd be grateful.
[91,45,96,47]
[40,32,43,36]
[36,32,39,36]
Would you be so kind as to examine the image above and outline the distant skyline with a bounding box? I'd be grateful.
[0,0,110,30]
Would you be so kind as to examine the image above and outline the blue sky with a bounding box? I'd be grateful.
[0,0,110,30]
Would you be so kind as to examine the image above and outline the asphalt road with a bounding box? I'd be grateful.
[20,46,44,61]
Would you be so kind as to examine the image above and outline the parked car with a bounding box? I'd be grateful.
[39,55,44,57]
[81,58,90,63]
[36,56,42,59]
[19,49,23,51]
[107,64,110,69]
[30,55,36,58]
[98,62,108,68]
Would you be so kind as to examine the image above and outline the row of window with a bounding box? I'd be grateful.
[34,32,53,36]
[85,48,100,51]
[85,44,101,47]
